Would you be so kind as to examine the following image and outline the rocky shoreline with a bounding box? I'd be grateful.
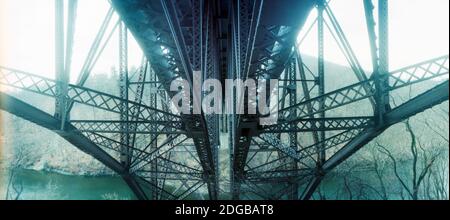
[23,161,115,177]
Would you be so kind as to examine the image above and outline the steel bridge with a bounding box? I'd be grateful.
[0,0,448,200]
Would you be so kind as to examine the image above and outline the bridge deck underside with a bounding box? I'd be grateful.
[111,0,314,200]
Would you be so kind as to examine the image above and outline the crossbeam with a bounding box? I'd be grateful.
[0,67,181,122]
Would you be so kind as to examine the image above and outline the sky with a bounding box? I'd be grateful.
[0,0,449,81]
[299,0,449,72]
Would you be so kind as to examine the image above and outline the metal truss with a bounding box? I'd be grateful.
[228,0,448,200]
[0,67,180,122]
[111,0,221,199]
[0,0,448,200]
[230,0,315,199]
[71,120,185,134]
[389,56,449,90]
[260,117,374,134]
[280,80,376,120]
[1,0,219,200]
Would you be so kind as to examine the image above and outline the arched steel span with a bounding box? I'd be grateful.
[0,0,448,200]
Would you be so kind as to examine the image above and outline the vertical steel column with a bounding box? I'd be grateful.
[378,0,389,80]
[60,0,78,129]
[54,0,66,125]
[192,0,203,73]
[372,0,390,126]
[288,58,299,199]
[119,22,130,167]
[206,0,221,197]
[364,0,379,73]
[317,0,326,164]
[230,0,238,199]
[149,63,159,200]
[376,0,390,124]
[158,90,172,200]
[231,0,252,199]
[301,1,327,199]
[295,49,321,147]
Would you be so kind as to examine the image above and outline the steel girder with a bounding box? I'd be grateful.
[79,132,185,166]
[260,117,374,134]
[389,56,449,90]
[230,0,315,199]
[0,67,180,122]
[71,120,185,134]
[118,21,131,167]
[110,0,221,199]
[278,56,449,120]
[245,169,314,184]
[280,80,376,120]
[54,0,66,124]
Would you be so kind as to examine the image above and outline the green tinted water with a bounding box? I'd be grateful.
[7,169,136,200]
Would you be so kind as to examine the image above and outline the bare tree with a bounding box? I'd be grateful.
[376,119,441,200]
[421,104,449,200]
[315,185,327,200]
[368,146,389,200]
[423,151,449,200]
[327,161,380,200]
[341,161,388,200]
[5,145,29,200]
[341,163,359,200]
[424,105,449,144]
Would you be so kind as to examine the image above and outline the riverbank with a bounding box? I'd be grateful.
[2,168,135,200]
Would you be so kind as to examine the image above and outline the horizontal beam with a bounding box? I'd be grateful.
[71,120,185,135]
[135,171,203,181]
[280,80,376,120]
[279,55,449,121]
[258,134,300,161]
[389,55,449,90]
[245,169,313,182]
[324,80,449,172]
[0,67,181,122]
[260,117,373,133]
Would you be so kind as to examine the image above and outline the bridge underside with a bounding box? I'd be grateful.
[0,0,448,200]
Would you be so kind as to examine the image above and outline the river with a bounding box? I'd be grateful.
[2,169,379,200]
[3,169,136,200]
